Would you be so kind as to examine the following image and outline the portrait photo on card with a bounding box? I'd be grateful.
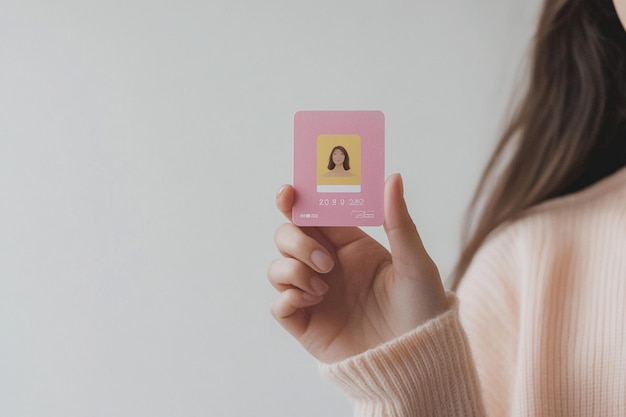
[317,135,361,193]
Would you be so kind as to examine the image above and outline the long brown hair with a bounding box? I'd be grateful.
[449,0,626,290]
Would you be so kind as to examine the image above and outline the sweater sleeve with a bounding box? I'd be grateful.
[319,293,487,417]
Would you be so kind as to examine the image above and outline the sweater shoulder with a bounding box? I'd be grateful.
[459,167,626,297]
[482,166,626,254]
[519,166,626,224]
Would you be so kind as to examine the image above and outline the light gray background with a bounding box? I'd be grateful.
[1,1,539,416]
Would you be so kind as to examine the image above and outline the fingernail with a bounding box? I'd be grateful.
[310,276,329,295]
[276,185,288,199]
[302,292,323,303]
[397,174,404,196]
[311,250,334,272]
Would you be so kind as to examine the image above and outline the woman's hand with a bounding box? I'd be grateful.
[268,174,448,364]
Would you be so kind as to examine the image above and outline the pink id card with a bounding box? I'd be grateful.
[293,110,384,227]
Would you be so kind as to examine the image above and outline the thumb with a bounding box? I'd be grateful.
[383,174,437,280]
[382,174,449,328]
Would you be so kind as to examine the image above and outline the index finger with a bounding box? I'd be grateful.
[276,184,295,221]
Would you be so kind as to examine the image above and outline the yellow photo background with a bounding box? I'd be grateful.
[317,134,361,186]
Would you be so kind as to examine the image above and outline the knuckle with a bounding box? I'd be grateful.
[267,258,281,279]
[274,222,294,240]
[268,258,297,281]
[269,300,280,319]
[276,228,312,258]
[270,291,294,320]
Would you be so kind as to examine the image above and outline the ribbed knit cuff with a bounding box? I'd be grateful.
[320,293,485,417]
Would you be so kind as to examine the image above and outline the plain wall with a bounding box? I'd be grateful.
[0,1,540,416]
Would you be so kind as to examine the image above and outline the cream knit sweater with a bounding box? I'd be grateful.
[321,167,626,416]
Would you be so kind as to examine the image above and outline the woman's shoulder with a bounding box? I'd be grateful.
[461,167,626,291]
[491,166,626,244]
[525,166,626,220]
